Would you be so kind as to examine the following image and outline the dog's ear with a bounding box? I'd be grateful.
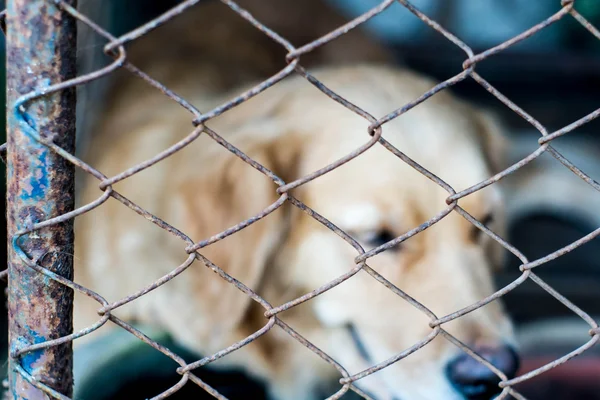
[174,130,301,344]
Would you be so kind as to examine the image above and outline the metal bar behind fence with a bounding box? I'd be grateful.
[6,0,77,398]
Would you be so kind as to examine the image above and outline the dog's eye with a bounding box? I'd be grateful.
[471,213,494,241]
[360,229,398,249]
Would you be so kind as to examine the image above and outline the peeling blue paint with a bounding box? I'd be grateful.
[20,328,46,375]
[21,149,49,202]
[14,81,53,205]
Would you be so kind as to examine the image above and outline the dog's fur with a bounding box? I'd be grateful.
[74,3,514,399]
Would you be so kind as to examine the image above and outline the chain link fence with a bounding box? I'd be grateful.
[4,0,600,399]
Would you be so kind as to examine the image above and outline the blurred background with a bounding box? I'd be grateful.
[2,0,600,398]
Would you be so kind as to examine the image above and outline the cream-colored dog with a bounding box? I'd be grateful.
[74,65,518,400]
[73,4,518,400]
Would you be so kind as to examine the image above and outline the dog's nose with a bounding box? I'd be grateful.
[446,345,519,399]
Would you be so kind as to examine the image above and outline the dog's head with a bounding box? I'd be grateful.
[177,65,517,399]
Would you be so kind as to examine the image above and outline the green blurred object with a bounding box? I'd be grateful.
[73,326,270,400]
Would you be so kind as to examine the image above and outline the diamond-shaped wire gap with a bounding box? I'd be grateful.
[83,119,286,256]
[339,327,441,386]
[427,205,532,329]
[72,2,200,120]
[275,160,458,326]
[507,147,600,258]
[326,133,535,387]
[395,0,474,59]
[447,72,600,205]
[396,0,575,129]
[97,125,203,190]
[335,286,525,397]
[178,318,275,374]
[110,1,305,120]
[107,315,223,400]
[185,306,358,399]
[82,75,292,256]
[284,0,395,61]
[84,0,298,129]
[77,181,283,362]
[498,272,599,389]
[512,316,600,399]
[451,5,600,151]
[81,31,252,189]
[84,325,270,399]
[184,126,288,253]
[539,107,600,145]
[103,0,203,53]
[520,222,600,272]
[183,315,355,399]
[200,64,382,200]
[459,1,574,69]
[96,253,195,315]
[446,272,600,398]
[71,193,208,338]
[73,190,208,352]
[501,150,600,307]
[534,4,600,148]
[188,0,301,126]
[74,329,200,400]
[373,129,451,199]
[273,318,360,399]
[279,63,474,195]
[263,197,366,318]
[138,250,281,385]
[87,120,289,363]
[274,70,381,195]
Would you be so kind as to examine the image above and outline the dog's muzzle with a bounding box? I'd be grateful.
[346,325,519,400]
[446,345,520,400]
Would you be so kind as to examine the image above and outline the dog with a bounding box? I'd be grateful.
[73,3,518,400]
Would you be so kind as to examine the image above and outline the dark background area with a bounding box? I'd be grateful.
[2,0,600,398]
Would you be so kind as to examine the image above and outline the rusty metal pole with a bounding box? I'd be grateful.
[6,0,77,399]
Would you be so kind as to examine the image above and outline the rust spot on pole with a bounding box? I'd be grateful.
[6,0,77,398]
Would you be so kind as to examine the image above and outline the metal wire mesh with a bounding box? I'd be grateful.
[4,0,600,399]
